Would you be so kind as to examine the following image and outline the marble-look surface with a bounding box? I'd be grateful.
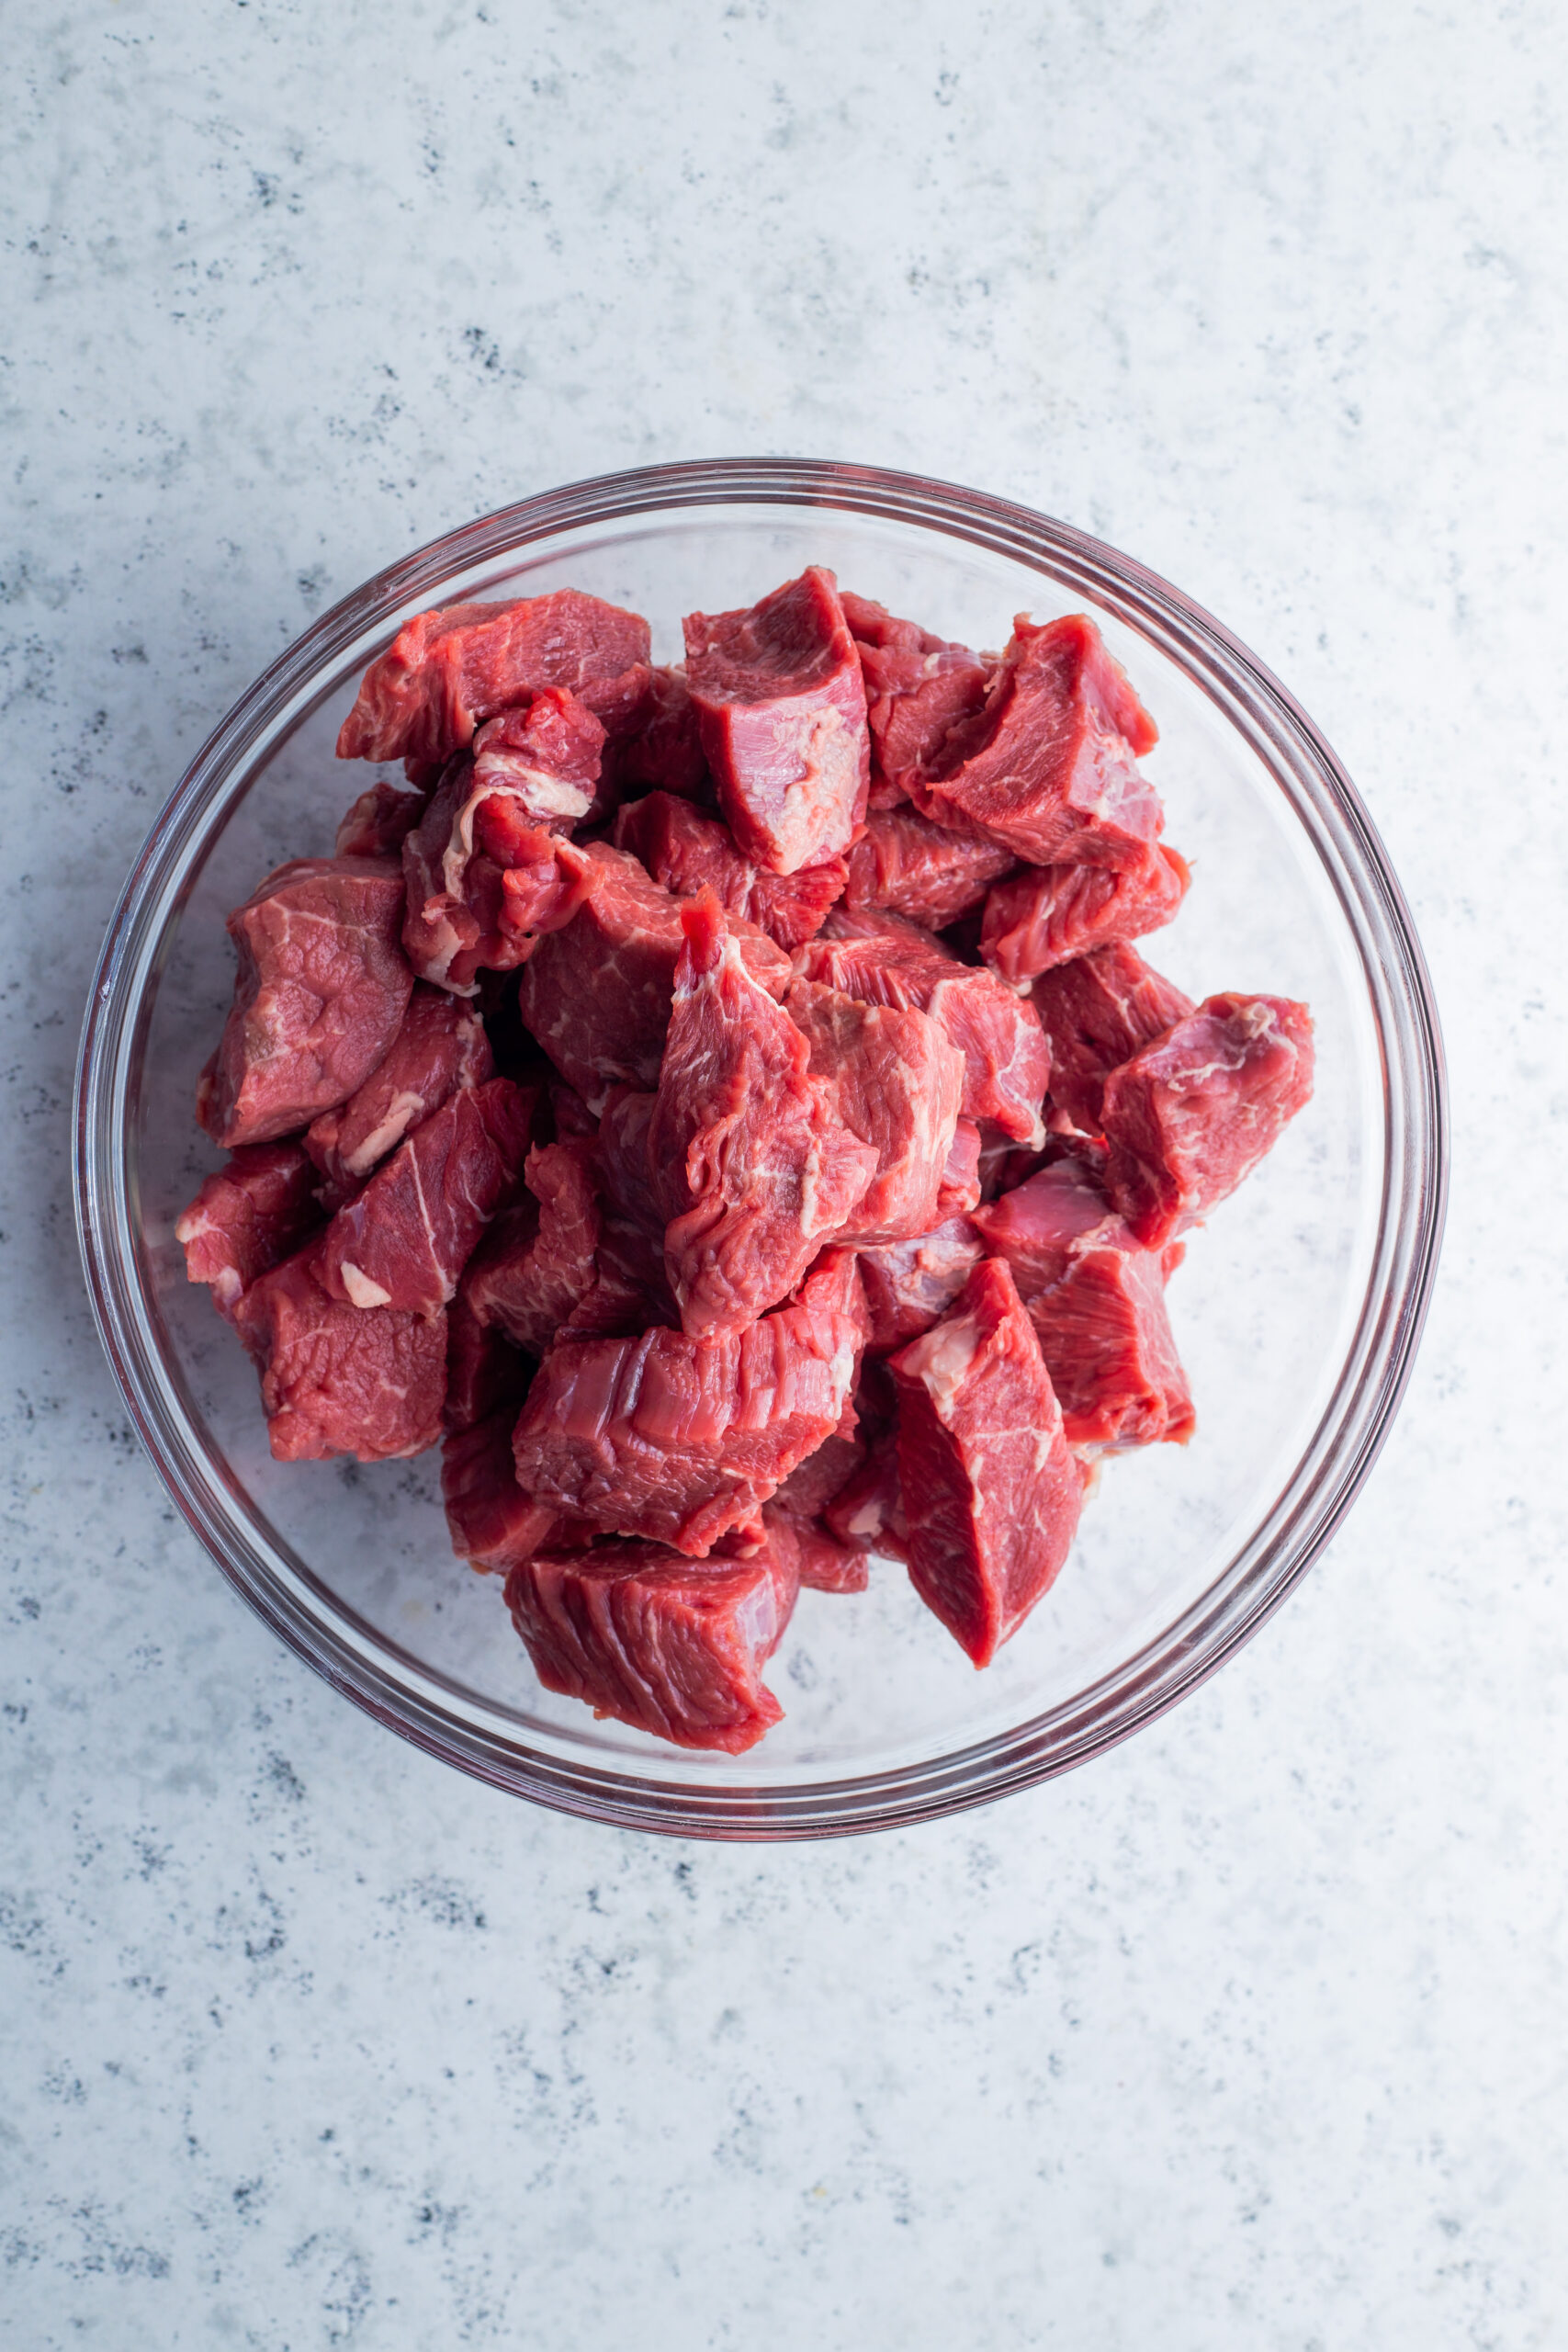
[3,5,1564,2346]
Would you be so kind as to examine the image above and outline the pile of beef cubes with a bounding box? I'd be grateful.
[177,568,1313,1752]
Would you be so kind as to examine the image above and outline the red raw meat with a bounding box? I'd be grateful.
[334,779,429,861]
[614,790,846,952]
[756,1502,870,1595]
[888,1258,1081,1665]
[611,664,712,801]
[516,842,792,1113]
[443,1289,531,1433]
[771,1397,864,1520]
[936,1116,983,1216]
[441,1407,586,1573]
[803,908,1050,1145]
[909,614,1163,868]
[336,590,651,766]
[1032,943,1196,1134]
[981,842,1190,984]
[1100,993,1315,1247]
[785,976,964,1246]
[855,1216,987,1355]
[821,1366,908,1559]
[400,752,596,992]
[468,685,606,826]
[318,1076,536,1316]
[548,1080,599,1140]
[175,1142,321,1317]
[460,1138,602,1355]
[503,1532,800,1754]
[840,592,991,806]
[198,858,413,1149]
[683,567,870,874]
[841,802,1016,929]
[304,983,491,1198]
[511,1250,867,1557]
[231,1239,446,1462]
[971,1155,1192,1447]
[649,899,877,1338]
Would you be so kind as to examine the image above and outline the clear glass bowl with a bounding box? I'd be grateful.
[73,459,1446,1839]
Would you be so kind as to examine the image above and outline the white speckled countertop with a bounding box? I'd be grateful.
[4,6,1564,2345]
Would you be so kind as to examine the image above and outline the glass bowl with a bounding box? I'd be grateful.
[73,458,1446,1839]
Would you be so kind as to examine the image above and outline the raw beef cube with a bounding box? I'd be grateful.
[771,1397,865,1519]
[784,976,964,1246]
[469,685,606,826]
[888,1258,1082,1666]
[650,899,877,1338]
[613,790,846,951]
[199,857,414,1148]
[936,1116,983,1216]
[441,1408,584,1573]
[336,590,651,766]
[1100,993,1315,1247]
[981,842,1190,984]
[460,1139,602,1355]
[821,1374,908,1559]
[611,664,712,801]
[1032,943,1196,1134]
[443,1289,531,1433]
[511,1251,867,1557]
[175,1141,322,1316]
[231,1239,446,1462]
[682,567,870,874]
[334,779,429,861]
[400,752,596,992]
[841,804,1016,931]
[909,614,1163,868]
[855,1216,987,1355]
[592,1087,668,1236]
[319,1076,536,1315]
[516,843,792,1113]
[757,1502,870,1596]
[503,1534,799,1754]
[840,592,992,804]
[802,908,1050,1145]
[970,1156,1193,1447]
[304,983,492,1196]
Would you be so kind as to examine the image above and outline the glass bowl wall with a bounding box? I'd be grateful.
[74,460,1446,1838]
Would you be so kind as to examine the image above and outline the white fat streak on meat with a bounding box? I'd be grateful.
[338,1262,393,1309]
[897,1305,983,1424]
[766,704,858,875]
[342,1086,439,1179]
[474,748,592,822]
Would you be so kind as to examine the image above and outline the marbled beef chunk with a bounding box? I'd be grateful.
[784,976,964,1248]
[840,591,991,808]
[400,751,596,993]
[981,842,1190,984]
[1032,942,1196,1135]
[231,1239,446,1463]
[175,1142,322,1317]
[441,1406,587,1573]
[334,778,430,861]
[888,1258,1081,1666]
[459,1138,602,1357]
[304,983,491,1199]
[683,567,870,875]
[855,1216,987,1357]
[841,803,1016,930]
[198,857,413,1148]
[614,790,846,952]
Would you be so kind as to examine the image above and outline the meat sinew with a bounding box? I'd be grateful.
[175,1142,322,1316]
[304,983,491,1199]
[784,976,964,1246]
[888,1257,1082,1666]
[649,898,877,1339]
[908,614,1162,868]
[981,842,1190,984]
[1100,992,1315,1247]
[613,789,846,952]
[1032,942,1197,1134]
[400,752,596,992]
[231,1239,447,1462]
[683,567,870,874]
[198,857,414,1148]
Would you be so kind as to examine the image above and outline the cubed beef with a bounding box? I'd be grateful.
[981,842,1190,984]
[468,685,606,825]
[610,664,712,801]
[1032,944,1197,1135]
[855,1216,987,1355]
[771,1397,864,1520]
[821,1380,908,1559]
[503,1532,799,1754]
[650,899,877,1338]
[613,790,846,951]
[198,857,413,1148]
[441,1407,585,1573]
[683,567,870,874]
[936,1116,984,1216]
[516,843,792,1113]
[231,1239,446,1462]
[460,1138,602,1355]
[334,779,430,861]
[175,1142,322,1316]
[304,983,491,1197]
[841,803,1016,929]
[336,590,652,766]
[970,1156,1193,1447]
[511,1250,866,1557]
[757,1502,870,1596]
[1100,992,1315,1247]
[888,1257,1081,1665]
[443,1289,531,1433]
[548,1079,599,1141]
[803,908,1050,1145]
[400,753,595,992]
[909,614,1163,868]
[784,976,964,1246]
[318,1076,536,1316]
[840,592,992,805]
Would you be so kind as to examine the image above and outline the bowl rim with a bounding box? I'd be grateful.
[73,456,1448,1840]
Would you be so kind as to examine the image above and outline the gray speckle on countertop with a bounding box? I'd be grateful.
[3,3,1565,2346]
